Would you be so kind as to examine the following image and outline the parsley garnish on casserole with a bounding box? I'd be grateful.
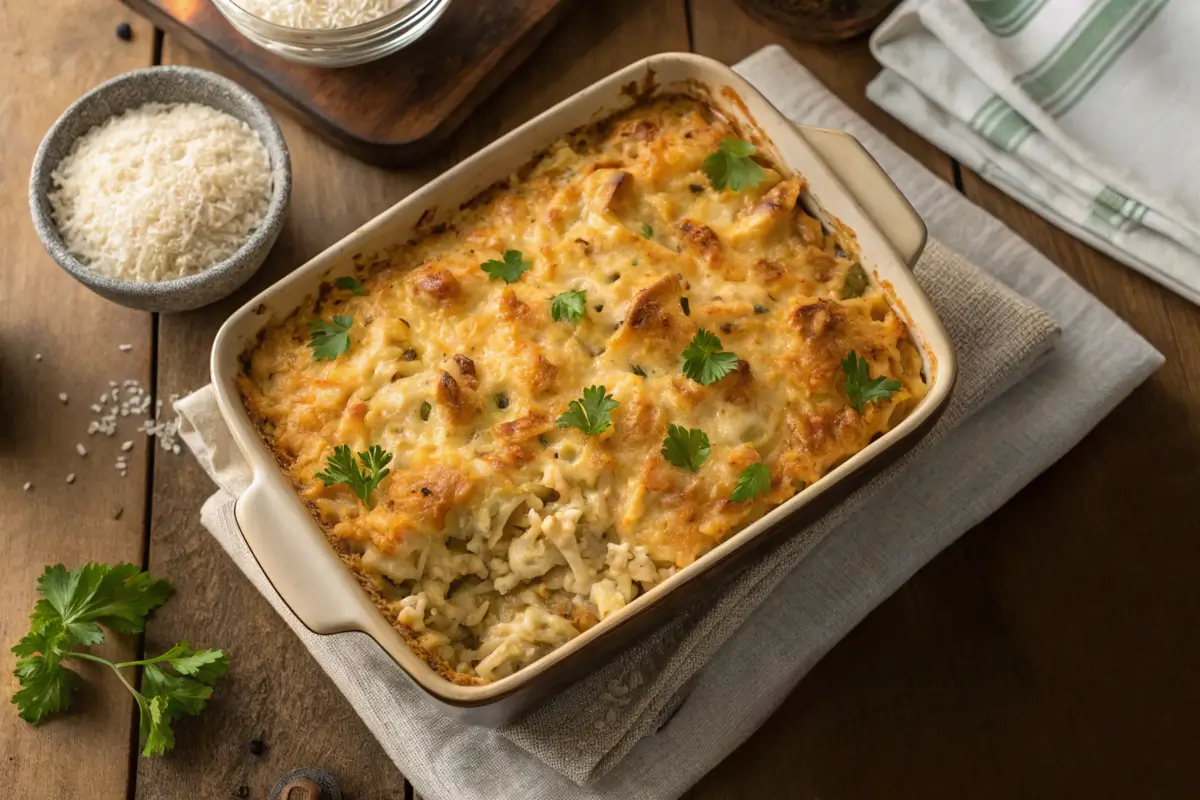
[236,97,928,684]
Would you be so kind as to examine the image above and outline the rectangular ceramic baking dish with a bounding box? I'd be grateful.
[210,52,956,726]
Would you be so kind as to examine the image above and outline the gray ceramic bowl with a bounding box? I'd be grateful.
[29,66,291,313]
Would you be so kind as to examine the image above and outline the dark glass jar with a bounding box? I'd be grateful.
[734,0,903,43]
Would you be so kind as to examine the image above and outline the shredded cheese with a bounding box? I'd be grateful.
[235,0,407,29]
[48,103,271,284]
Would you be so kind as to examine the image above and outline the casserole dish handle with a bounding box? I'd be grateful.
[795,125,926,267]
[234,476,397,641]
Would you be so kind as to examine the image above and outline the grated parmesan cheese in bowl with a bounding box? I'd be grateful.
[48,102,272,284]
[31,66,291,312]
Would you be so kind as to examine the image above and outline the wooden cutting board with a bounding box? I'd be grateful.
[121,0,573,166]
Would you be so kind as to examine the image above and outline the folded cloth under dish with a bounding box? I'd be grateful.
[175,46,1162,800]
[869,0,1200,305]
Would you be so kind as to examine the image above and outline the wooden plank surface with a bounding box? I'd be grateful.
[686,2,1200,799]
[0,3,156,798]
[122,0,574,166]
[136,1,690,797]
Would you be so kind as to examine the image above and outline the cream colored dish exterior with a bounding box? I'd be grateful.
[210,53,955,724]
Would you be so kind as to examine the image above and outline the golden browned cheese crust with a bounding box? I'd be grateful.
[238,97,928,683]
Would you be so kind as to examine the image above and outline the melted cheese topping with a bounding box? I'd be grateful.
[238,97,928,683]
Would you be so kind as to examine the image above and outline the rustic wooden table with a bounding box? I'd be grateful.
[3,1,1197,798]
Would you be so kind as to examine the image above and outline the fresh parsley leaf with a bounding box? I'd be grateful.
[315,443,393,506]
[681,329,739,385]
[661,424,710,472]
[163,642,230,686]
[9,562,228,756]
[480,249,531,284]
[136,641,230,756]
[704,138,765,192]
[731,463,770,502]
[641,222,654,239]
[419,400,432,421]
[555,385,619,435]
[841,262,868,299]
[37,562,172,640]
[841,351,903,413]
[12,619,67,660]
[334,276,368,295]
[307,315,353,361]
[142,665,212,718]
[13,657,78,723]
[141,694,174,757]
[11,620,77,724]
[551,290,587,324]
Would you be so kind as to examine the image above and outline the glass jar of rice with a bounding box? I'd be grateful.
[209,0,452,68]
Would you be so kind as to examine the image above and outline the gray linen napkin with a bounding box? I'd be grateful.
[176,46,1162,799]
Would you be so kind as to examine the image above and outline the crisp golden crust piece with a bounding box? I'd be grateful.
[238,97,928,683]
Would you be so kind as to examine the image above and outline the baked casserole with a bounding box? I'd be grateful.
[237,96,929,683]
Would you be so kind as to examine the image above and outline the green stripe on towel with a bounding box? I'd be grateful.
[967,0,1051,36]
[1084,207,1135,239]
[1016,0,1169,117]
[1097,186,1150,223]
[1086,188,1146,239]
[977,161,1140,243]
[970,95,1036,152]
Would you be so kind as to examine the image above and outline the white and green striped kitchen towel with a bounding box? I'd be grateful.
[868,0,1200,304]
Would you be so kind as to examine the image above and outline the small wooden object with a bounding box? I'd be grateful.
[279,778,323,800]
[120,0,573,165]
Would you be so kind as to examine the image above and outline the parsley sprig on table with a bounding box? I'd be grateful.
[661,424,710,472]
[307,315,353,361]
[480,249,531,284]
[681,329,739,385]
[550,289,587,324]
[556,385,619,435]
[334,276,368,296]
[703,138,765,192]
[10,563,229,757]
[841,351,902,413]
[316,444,393,505]
[731,463,770,502]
